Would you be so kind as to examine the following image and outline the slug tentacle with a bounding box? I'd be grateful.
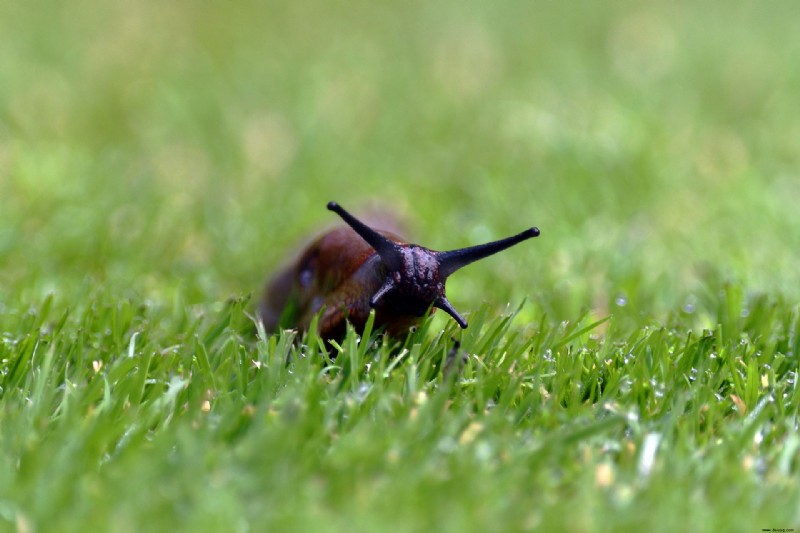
[434,296,468,329]
[437,227,540,278]
[327,202,404,271]
[369,276,396,308]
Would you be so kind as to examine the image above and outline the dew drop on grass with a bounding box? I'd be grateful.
[638,433,661,477]
[357,382,369,395]
[614,484,634,505]
[683,302,696,313]
[437,436,457,454]
[615,294,628,307]
[475,441,493,462]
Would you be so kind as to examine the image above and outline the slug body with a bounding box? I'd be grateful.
[260,202,540,341]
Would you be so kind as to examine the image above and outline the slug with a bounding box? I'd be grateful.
[260,201,540,341]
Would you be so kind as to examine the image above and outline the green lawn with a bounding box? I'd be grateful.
[2,1,799,531]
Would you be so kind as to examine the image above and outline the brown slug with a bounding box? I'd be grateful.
[259,201,540,341]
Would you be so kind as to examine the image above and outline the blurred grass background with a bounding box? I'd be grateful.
[2,0,798,322]
[2,1,800,531]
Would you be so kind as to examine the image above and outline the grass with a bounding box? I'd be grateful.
[2,0,800,531]
[2,293,799,531]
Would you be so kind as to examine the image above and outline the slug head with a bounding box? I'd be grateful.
[327,201,539,329]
